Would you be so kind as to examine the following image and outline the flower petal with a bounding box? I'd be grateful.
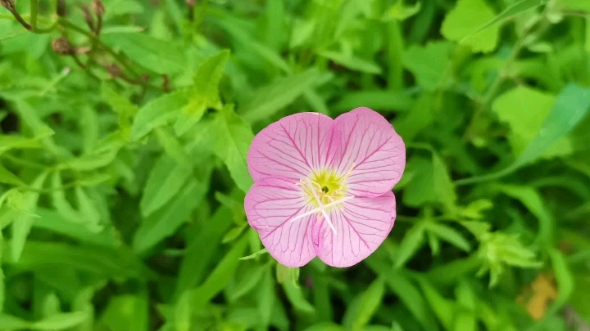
[313,191,396,268]
[244,176,316,267]
[248,112,337,183]
[333,107,405,197]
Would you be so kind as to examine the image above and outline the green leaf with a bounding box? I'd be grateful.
[0,314,30,330]
[317,50,382,74]
[0,164,24,186]
[402,42,451,91]
[546,248,574,315]
[101,33,185,74]
[133,177,208,254]
[457,83,590,185]
[227,263,265,302]
[493,86,569,160]
[208,105,254,192]
[495,184,553,244]
[416,277,455,330]
[441,0,499,53]
[4,240,148,279]
[462,0,546,40]
[426,223,471,252]
[282,282,315,314]
[350,278,385,330]
[276,264,300,284]
[101,295,148,331]
[333,90,414,113]
[140,154,191,217]
[173,50,230,136]
[11,172,47,261]
[395,221,425,268]
[403,153,457,213]
[154,127,192,170]
[175,206,235,297]
[240,69,321,123]
[382,1,422,21]
[180,235,249,313]
[131,90,189,140]
[257,269,275,327]
[32,311,88,330]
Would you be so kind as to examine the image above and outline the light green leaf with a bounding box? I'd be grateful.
[133,177,207,254]
[333,90,414,113]
[240,69,321,123]
[282,282,315,314]
[426,223,471,252]
[403,153,457,212]
[546,248,574,315]
[101,33,185,74]
[0,165,24,186]
[140,154,191,217]
[416,278,455,330]
[457,83,590,185]
[101,295,148,331]
[0,314,30,330]
[180,235,249,314]
[382,1,422,21]
[402,42,451,91]
[441,0,499,53]
[276,264,300,285]
[131,90,189,140]
[395,221,425,268]
[257,269,275,327]
[175,206,234,297]
[173,50,230,136]
[317,50,382,74]
[351,278,385,330]
[208,105,254,192]
[11,172,47,261]
[495,184,553,244]
[32,311,88,330]
[227,263,265,302]
[462,0,546,40]
[493,86,569,160]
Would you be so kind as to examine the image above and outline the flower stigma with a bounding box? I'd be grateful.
[291,164,356,234]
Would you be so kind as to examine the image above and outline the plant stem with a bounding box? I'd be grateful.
[29,0,37,30]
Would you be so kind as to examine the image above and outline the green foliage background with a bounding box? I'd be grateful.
[1,0,590,330]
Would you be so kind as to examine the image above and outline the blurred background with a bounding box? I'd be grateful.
[1,0,590,330]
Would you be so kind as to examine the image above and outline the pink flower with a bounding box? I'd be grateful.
[244,107,406,268]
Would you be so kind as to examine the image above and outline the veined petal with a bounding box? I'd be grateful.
[248,112,337,183]
[313,191,396,268]
[332,107,405,197]
[244,177,316,267]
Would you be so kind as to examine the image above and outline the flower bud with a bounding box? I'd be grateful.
[51,38,74,55]
[92,0,105,16]
[0,0,15,11]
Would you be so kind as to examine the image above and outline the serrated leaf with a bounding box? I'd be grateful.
[208,105,254,192]
[173,50,230,136]
[131,90,189,140]
[441,0,499,53]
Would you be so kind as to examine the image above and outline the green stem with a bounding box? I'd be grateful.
[29,0,37,30]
